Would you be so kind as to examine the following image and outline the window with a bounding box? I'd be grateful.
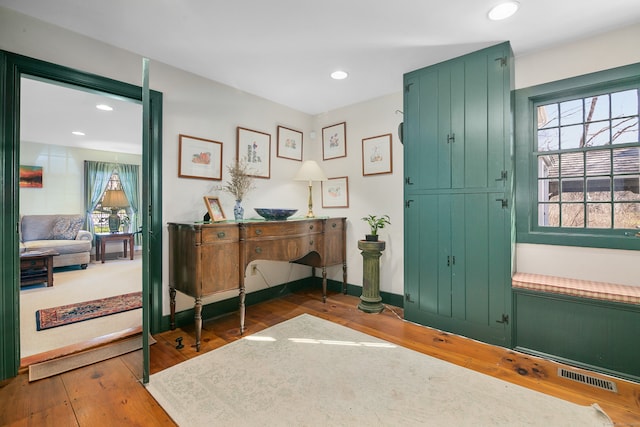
[535,89,639,229]
[91,172,130,233]
[515,63,640,250]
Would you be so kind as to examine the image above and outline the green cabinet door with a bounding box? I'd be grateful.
[404,193,511,346]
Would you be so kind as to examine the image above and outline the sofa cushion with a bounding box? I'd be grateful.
[23,239,91,255]
[52,216,84,240]
[21,214,84,241]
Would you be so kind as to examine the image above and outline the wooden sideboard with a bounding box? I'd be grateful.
[168,217,347,350]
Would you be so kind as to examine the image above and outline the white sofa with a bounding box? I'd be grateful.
[20,214,93,269]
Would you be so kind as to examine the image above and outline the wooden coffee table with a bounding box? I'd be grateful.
[20,250,58,287]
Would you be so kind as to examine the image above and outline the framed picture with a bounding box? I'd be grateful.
[178,134,223,180]
[277,125,303,161]
[321,176,349,208]
[362,133,393,176]
[19,165,43,188]
[203,196,226,221]
[322,122,347,160]
[237,127,271,178]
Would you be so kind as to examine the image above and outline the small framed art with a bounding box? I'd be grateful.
[362,133,393,176]
[203,196,226,221]
[277,125,303,161]
[178,134,223,180]
[237,127,271,178]
[19,165,43,188]
[321,176,349,208]
[322,122,347,160]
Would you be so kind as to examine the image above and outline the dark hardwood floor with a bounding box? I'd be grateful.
[2,289,639,426]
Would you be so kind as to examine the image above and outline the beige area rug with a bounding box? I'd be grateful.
[20,257,142,357]
[29,334,155,382]
[146,314,612,427]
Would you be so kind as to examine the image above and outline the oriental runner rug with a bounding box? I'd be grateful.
[146,313,612,426]
[35,291,142,331]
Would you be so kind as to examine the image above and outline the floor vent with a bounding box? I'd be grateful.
[557,368,617,392]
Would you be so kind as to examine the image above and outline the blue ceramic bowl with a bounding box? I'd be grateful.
[254,208,298,221]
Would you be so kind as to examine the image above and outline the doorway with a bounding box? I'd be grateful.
[0,50,163,382]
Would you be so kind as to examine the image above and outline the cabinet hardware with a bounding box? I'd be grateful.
[217,232,226,238]
[495,57,507,67]
[331,223,337,228]
[255,247,262,254]
[405,293,415,303]
[405,83,414,92]
[405,177,414,185]
[495,170,507,181]
[309,240,314,245]
[496,314,509,324]
[255,229,262,235]
[447,256,451,266]
[447,133,455,144]
[496,198,508,208]
[405,199,414,208]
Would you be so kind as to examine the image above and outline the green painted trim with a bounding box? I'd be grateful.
[514,62,640,250]
[0,50,163,381]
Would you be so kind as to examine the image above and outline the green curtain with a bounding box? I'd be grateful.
[84,161,115,236]
[119,163,140,245]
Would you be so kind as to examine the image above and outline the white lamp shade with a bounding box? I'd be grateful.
[102,189,130,208]
[294,160,327,182]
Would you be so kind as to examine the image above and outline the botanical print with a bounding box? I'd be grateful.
[322,122,347,160]
[277,126,303,161]
[322,176,349,208]
[362,133,392,176]
[178,134,222,180]
[237,127,271,178]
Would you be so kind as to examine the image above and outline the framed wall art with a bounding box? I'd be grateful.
[322,122,347,160]
[178,134,223,180]
[277,125,303,161]
[362,133,393,176]
[237,127,271,178]
[19,165,43,188]
[321,176,349,208]
[203,196,226,221]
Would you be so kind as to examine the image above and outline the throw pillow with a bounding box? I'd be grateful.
[52,216,84,240]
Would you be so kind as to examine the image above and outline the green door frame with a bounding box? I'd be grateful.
[0,50,163,381]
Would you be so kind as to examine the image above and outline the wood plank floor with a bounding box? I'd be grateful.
[2,289,639,426]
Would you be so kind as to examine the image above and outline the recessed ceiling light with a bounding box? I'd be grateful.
[331,70,349,80]
[72,131,85,136]
[488,1,519,20]
[96,104,113,111]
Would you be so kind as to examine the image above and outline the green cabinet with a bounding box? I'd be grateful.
[403,43,514,347]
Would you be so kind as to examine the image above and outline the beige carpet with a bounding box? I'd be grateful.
[20,257,142,357]
[146,314,612,427]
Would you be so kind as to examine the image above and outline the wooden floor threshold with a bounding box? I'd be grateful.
[19,326,142,372]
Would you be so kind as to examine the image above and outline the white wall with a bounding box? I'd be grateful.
[20,141,142,215]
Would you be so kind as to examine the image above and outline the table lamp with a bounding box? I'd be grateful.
[102,188,130,232]
[294,160,327,218]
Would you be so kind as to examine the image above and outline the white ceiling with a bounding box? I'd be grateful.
[4,0,640,153]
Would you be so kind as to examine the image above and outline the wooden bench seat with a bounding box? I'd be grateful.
[512,272,640,305]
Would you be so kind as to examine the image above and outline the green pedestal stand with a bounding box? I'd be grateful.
[357,240,385,313]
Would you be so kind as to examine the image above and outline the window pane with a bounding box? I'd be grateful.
[560,99,583,125]
[584,120,610,146]
[585,95,610,122]
[539,203,559,227]
[537,104,558,128]
[613,202,640,228]
[561,203,584,227]
[538,154,559,177]
[538,179,559,201]
[587,203,611,228]
[560,152,584,177]
[585,150,610,176]
[561,178,584,201]
[611,117,639,144]
[560,124,584,149]
[612,148,639,174]
[611,89,638,118]
[538,128,559,151]
[586,176,611,199]
[613,175,640,201]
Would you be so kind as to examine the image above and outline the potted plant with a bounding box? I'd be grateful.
[361,214,391,241]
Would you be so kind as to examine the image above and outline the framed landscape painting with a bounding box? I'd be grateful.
[237,127,271,178]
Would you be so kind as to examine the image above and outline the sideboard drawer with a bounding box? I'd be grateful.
[244,220,322,238]
[201,225,239,243]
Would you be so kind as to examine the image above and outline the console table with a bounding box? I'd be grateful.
[168,217,347,350]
